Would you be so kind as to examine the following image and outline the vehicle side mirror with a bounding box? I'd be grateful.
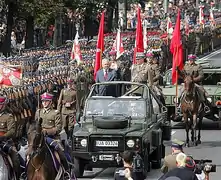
[152,114,157,123]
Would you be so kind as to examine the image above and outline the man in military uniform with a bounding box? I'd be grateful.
[131,52,153,95]
[36,92,69,171]
[161,139,184,174]
[0,95,21,179]
[57,79,77,138]
[178,54,210,113]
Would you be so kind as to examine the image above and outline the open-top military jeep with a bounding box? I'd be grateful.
[72,81,171,177]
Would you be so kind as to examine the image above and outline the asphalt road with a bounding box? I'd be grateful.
[78,119,221,180]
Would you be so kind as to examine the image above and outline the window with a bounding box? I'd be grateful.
[150,94,160,114]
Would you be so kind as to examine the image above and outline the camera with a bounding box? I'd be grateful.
[194,159,216,173]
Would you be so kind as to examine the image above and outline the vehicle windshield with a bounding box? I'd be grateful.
[164,70,221,85]
[85,98,146,118]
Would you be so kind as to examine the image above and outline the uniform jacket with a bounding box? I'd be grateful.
[161,154,178,173]
[131,63,153,86]
[182,63,204,84]
[35,108,62,136]
[0,112,16,138]
[150,63,161,86]
[57,88,77,114]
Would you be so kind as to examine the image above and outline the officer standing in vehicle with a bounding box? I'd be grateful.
[114,151,145,180]
[57,78,77,138]
[0,95,20,179]
[177,54,210,113]
[161,139,184,174]
[131,52,153,95]
[36,92,69,171]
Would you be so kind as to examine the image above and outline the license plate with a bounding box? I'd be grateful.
[95,140,118,147]
[99,155,114,161]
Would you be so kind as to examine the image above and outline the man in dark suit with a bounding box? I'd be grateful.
[95,58,117,96]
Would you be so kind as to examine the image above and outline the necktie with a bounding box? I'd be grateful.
[104,70,108,80]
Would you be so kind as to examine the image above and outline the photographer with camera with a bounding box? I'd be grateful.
[159,152,198,180]
[114,151,145,180]
[161,139,184,173]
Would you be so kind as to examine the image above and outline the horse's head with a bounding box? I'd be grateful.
[184,74,195,96]
[27,119,45,157]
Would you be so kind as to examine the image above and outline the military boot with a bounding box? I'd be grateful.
[10,150,21,179]
[198,90,210,114]
[56,148,70,171]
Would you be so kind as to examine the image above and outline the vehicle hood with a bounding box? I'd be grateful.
[161,85,221,96]
[74,124,143,136]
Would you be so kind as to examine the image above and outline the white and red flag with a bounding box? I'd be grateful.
[167,17,173,39]
[199,5,205,27]
[111,29,124,59]
[70,31,83,64]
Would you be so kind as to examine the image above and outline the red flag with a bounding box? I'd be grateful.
[94,11,105,80]
[170,9,183,85]
[133,7,144,64]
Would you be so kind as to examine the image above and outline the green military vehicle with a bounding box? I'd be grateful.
[72,81,171,178]
[162,60,221,122]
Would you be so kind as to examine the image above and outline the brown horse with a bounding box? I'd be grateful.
[26,120,64,180]
[181,74,204,147]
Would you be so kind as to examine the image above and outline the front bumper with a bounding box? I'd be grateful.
[73,151,123,168]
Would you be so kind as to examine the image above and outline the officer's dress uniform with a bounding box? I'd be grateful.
[161,139,184,174]
[0,96,21,179]
[57,81,77,137]
[178,54,209,111]
[36,92,69,171]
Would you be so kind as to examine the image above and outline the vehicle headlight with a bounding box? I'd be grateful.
[80,139,87,147]
[126,140,135,148]
[207,97,212,103]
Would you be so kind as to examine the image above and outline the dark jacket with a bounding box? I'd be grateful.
[114,167,145,180]
[158,167,198,180]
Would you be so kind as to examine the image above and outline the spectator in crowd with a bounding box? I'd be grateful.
[114,151,145,180]
[159,152,198,180]
[161,139,184,173]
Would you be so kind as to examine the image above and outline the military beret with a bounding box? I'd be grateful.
[171,139,184,149]
[136,52,145,59]
[40,92,53,101]
[146,52,154,57]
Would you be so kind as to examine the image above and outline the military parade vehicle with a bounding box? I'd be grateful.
[72,81,171,177]
[162,59,221,122]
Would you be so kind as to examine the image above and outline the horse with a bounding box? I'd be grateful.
[180,74,204,147]
[26,120,65,180]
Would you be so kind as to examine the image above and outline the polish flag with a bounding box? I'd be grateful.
[70,31,83,64]
[167,17,173,39]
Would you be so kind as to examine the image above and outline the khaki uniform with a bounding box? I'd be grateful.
[35,108,62,136]
[131,63,153,95]
[150,63,163,97]
[179,63,206,101]
[161,153,178,174]
[0,112,20,178]
[57,88,77,133]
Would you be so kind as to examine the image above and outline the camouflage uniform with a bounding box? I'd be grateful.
[0,96,20,179]
[36,92,69,171]
[57,81,77,137]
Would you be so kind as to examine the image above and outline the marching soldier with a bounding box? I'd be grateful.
[0,95,21,179]
[57,79,77,138]
[177,54,210,113]
[131,52,153,95]
[35,92,69,171]
[161,139,184,174]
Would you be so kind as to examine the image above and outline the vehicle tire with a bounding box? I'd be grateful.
[151,145,162,169]
[73,157,85,178]
[161,144,165,158]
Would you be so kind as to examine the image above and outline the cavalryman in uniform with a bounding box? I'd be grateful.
[131,52,153,94]
[178,54,210,113]
[0,95,21,179]
[161,139,184,174]
[36,92,69,171]
[57,79,77,138]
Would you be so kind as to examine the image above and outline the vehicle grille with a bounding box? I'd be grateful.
[73,137,87,151]
[89,135,124,152]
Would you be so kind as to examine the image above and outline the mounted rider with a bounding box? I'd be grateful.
[178,54,210,113]
[0,95,21,179]
[35,92,69,171]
